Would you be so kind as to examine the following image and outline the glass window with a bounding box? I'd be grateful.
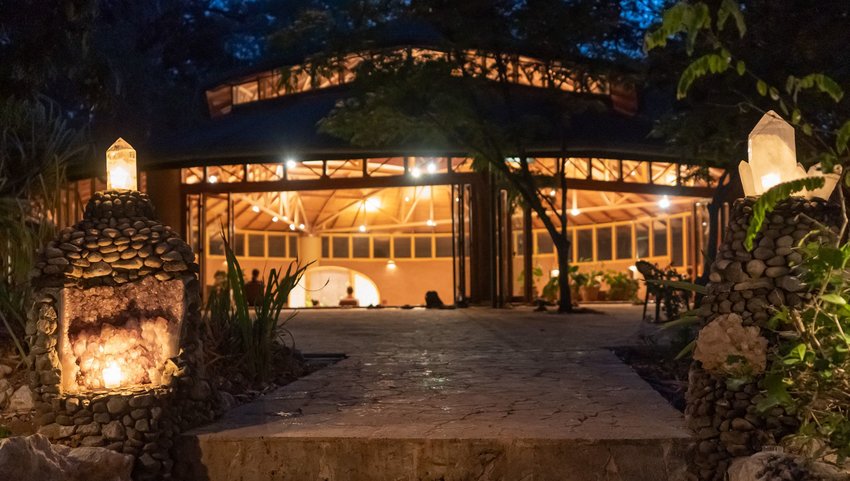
[536,232,554,254]
[435,237,453,257]
[373,237,390,258]
[616,225,632,260]
[352,237,370,258]
[671,217,684,266]
[288,236,298,259]
[653,220,668,257]
[208,231,225,256]
[268,235,286,257]
[577,229,593,261]
[332,237,349,258]
[248,234,264,257]
[596,227,612,261]
[232,233,245,256]
[636,223,649,258]
[321,236,329,258]
[414,237,433,258]
[393,237,411,258]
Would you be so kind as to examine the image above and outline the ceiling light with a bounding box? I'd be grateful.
[251,205,260,213]
[282,215,289,222]
[426,219,436,227]
[358,224,367,232]
[659,195,671,209]
[289,224,296,231]
[387,259,397,270]
[364,198,381,212]
[549,189,556,197]
[298,223,305,230]
[550,269,560,278]
[271,216,278,223]
[208,175,218,183]
[285,159,297,169]
[411,167,422,178]
[404,196,410,202]
[426,162,437,174]
[570,208,581,216]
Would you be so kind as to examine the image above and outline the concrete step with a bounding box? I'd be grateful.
[175,434,688,481]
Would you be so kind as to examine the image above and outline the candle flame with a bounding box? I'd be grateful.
[102,362,124,389]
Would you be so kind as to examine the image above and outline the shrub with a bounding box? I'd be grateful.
[205,226,309,383]
[604,271,639,301]
[760,239,850,460]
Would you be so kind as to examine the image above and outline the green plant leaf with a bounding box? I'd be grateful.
[744,177,826,251]
[677,53,730,99]
[821,293,847,305]
[799,73,845,103]
[757,373,794,412]
[769,87,780,100]
[819,245,847,269]
[717,0,746,37]
[675,339,696,360]
[756,80,768,96]
[661,315,702,330]
[836,120,850,154]
[786,343,807,362]
[736,60,746,76]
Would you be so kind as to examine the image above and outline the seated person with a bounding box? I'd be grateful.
[244,269,264,307]
[338,286,358,307]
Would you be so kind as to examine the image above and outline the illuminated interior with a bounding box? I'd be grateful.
[57,156,717,306]
[59,276,184,393]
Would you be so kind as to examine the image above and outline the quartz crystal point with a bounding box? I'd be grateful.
[738,111,840,200]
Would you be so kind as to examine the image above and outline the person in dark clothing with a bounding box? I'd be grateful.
[244,268,264,306]
[339,286,358,307]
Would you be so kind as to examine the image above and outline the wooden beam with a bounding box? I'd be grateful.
[181,172,713,198]
[182,172,483,195]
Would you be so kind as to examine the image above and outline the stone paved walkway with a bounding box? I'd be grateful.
[179,306,691,481]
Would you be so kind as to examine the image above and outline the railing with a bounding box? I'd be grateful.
[181,158,723,189]
[204,47,629,118]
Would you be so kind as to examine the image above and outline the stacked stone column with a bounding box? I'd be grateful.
[686,197,841,480]
[27,190,219,481]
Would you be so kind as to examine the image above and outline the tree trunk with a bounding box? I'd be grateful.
[554,234,572,312]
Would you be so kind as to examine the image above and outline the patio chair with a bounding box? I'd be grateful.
[635,260,690,322]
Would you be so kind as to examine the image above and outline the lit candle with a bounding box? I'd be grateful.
[102,362,124,389]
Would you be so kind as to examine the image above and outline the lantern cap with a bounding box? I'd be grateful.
[107,137,134,152]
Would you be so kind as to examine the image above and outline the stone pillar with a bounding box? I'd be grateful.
[686,197,842,481]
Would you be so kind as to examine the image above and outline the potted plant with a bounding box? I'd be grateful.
[579,270,603,301]
[569,268,588,301]
[604,271,639,301]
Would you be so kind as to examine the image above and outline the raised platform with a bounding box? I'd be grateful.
[177,307,691,480]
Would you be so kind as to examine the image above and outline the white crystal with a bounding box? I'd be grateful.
[748,111,799,194]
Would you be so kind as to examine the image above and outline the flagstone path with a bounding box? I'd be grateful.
[178,305,691,481]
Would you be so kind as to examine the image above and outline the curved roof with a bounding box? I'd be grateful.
[144,83,676,169]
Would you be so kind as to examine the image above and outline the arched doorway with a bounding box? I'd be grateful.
[290,266,380,307]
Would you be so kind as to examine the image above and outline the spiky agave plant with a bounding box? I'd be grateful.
[219,224,309,382]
